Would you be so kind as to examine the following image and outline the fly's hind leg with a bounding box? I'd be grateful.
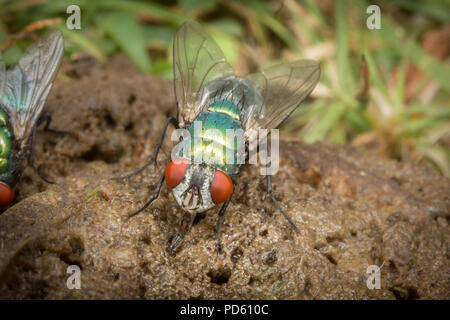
[262,139,299,233]
[111,116,178,181]
[267,174,299,233]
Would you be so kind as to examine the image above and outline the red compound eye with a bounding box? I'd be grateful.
[165,159,189,188]
[0,183,14,207]
[210,170,233,204]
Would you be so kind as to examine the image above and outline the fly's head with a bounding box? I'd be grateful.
[165,159,233,214]
[0,181,14,208]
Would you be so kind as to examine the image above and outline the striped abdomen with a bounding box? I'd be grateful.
[186,100,243,175]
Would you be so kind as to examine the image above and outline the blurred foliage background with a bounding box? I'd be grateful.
[0,0,449,175]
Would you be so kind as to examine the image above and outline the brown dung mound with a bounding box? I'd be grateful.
[0,56,448,299]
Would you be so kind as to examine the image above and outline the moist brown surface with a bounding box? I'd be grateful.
[0,56,448,299]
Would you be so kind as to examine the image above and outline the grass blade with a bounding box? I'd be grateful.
[99,11,151,73]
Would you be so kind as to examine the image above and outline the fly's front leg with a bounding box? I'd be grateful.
[112,116,178,180]
[216,179,236,253]
[127,170,166,219]
[28,112,71,184]
[27,120,55,184]
[39,112,72,135]
[216,198,232,253]
[167,211,196,256]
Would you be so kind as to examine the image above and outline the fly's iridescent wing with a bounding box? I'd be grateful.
[242,60,320,134]
[173,20,234,126]
[173,21,320,135]
[0,29,64,147]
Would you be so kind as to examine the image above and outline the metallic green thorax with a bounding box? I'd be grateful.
[0,108,16,182]
[186,100,243,175]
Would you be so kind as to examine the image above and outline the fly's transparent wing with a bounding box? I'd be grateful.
[242,60,320,133]
[173,20,234,126]
[0,29,64,144]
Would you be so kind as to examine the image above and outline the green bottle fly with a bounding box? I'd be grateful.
[0,29,64,207]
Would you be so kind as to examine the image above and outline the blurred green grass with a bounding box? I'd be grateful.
[0,0,449,175]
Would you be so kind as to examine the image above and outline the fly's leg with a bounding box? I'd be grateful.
[168,190,234,255]
[111,116,178,181]
[216,198,232,253]
[267,174,299,233]
[262,139,299,233]
[216,180,235,253]
[39,112,72,135]
[27,113,71,184]
[127,171,165,219]
[167,211,196,256]
[123,117,178,220]
[27,115,54,184]
[168,182,234,255]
